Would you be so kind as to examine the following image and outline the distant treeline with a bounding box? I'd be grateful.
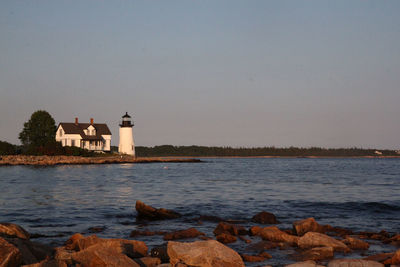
[134,145,398,157]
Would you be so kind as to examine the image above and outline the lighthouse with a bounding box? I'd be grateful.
[118,112,135,156]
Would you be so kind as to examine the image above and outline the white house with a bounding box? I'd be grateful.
[56,118,112,152]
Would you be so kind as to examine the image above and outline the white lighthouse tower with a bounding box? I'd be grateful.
[118,112,135,156]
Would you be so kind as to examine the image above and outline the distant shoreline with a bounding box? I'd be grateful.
[1,155,399,166]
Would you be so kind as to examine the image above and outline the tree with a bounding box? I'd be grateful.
[19,110,57,150]
[0,140,17,155]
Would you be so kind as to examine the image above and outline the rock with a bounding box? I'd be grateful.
[54,247,74,264]
[135,200,181,220]
[65,233,100,251]
[343,236,370,250]
[0,237,22,267]
[238,235,251,243]
[259,251,272,259]
[384,249,400,265]
[241,254,268,262]
[293,218,325,236]
[150,244,169,263]
[130,230,166,238]
[298,232,350,252]
[196,215,224,223]
[246,240,279,252]
[23,259,67,267]
[259,226,299,246]
[163,228,205,240]
[133,256,161,267]
[216,233,237,244]
[295,246,334,261]
[167,240,245,267]
[0,223,30,239]
[251,211,279,224]
[213,222,247,236]
[363,252,394,263]
[285,260,324,267]
[327,259,384,267]
[87,226,106,233]
[249,226,263,236]
[6,238,53,265]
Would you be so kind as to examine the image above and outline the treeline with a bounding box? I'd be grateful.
[135,145,398,157]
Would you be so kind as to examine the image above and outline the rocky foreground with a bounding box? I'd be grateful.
[0,155,201,166]
[1,201,400,267]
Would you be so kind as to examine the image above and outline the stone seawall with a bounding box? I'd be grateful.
[0,155,201,166]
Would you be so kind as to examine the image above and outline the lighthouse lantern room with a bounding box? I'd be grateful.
[118,112,135,156]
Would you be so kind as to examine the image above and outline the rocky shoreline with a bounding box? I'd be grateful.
[1,201,399,267]
[0,155,201,166]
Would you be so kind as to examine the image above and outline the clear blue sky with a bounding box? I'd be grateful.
[1,1,399,149]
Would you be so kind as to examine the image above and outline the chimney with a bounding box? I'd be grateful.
[75,117,79,125]
[90,118,94,125]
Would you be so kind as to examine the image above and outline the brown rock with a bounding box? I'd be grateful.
[384,249,400,265]
[241,254,267,262]
[296,246,334,261]
[251,211,279,224]
[130,230,166,237]
[54,247,74,264]
[246,240,279,252]
[327,259,384,267]
[343,236,370,250]
[135,200,181,220]
[167,240,245,267]
[293,218,325,236]
[363,252,394,263]
[213,222,247,236]
[250,226,263,236]
[6,238,53,265]
[23,259,67,267]
[259,226,299,246]
[163,228,205,240]
[298,232,350,252]
[0,223,30,239]
[259,251,272,259]
[65,234,100,251]
[238,235,251,243]
[134,256,161,267]
[285,260,324,267]
[0,237,22,267]
[216,233,237,244]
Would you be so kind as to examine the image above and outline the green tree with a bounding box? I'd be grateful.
[19,110,57,152]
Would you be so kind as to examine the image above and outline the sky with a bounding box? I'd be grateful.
[1,1,400,149]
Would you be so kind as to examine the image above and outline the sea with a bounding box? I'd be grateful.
[0,158,399,266]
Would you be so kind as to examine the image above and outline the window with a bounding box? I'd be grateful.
[71,140,75,146]
[59,129,63,136]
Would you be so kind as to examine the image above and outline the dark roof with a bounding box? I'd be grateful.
[122,112,131,118]
[57,122,111,140]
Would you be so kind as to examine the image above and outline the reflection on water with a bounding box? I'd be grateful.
[0,158,399,265]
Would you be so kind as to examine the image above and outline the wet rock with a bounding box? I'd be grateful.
[249,226,263,236]
[327,259,384,267]
[216,233,237,244]
[0,222,30,240]
[130,230,166,238]
[213,222,247,236]
[343,236,370,250]
[7,238,53,265]
[238,235,252,243]
[293,218,325,236]
[150,244,169,263]
[135,200,181,220]
[328,226,353,237]
[0,237,22,267]
[163,228,205,241]
[251,211,279,224]
[285,260,324,267]
[196,215,224,223]
[241,253,269,262]
[384,249,400,265]
[167,240,245,267]
[295,246,334,261]
[298,232,350,252]
[87,226,106,233]
[259,226,299,246]
[363,252,394,263]
[65,233,100,251]
[133,256,161,267]
[384,234,400,246]
[23,259,67,267]
[246,240,279,252]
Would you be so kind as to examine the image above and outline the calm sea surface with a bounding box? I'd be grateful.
[0,158,399,265]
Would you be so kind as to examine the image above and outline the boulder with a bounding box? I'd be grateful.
[167,240,245,267]
[298,232,350,252]
[241,254,268,262]
[251,211,279,224]
[363,252,394,263]
[150,244,169,263]
[130,230,166,238]
[384,249,400,265]
[65,233,100,251]
[293,218,325,236]
[343,236,369,250]
[133,256,161,267]
[213,222,247,236]
[285,260,325,267]
[0,223,30,239]
[249,226,263,236]
[259,226,299,246]
[135,200,181,220]
[216,233,237,244]
[295,246,334,261]
[246,240,279,252]
[6,238,53,265]
[23,259,67,267]
[327,259,384,267]
[0,237,22,267]
[163,228,205,240]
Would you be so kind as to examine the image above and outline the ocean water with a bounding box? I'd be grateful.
[0,158,399,265]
